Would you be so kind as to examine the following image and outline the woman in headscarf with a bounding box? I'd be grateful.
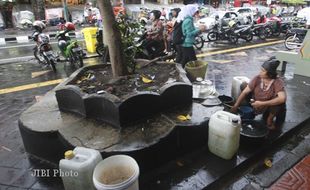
[179,4,206,67]
[231,58,287,130]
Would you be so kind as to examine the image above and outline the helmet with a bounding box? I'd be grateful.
[32,20,46,31]
[64,22,75,31]
[228,20,236,28]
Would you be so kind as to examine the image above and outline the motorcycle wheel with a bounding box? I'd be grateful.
[96,44,105,56]
[194,36,204,50]
[258,29,266,40]
[44,56,56,72]
[207,32,217,41]
[75,55,84,68]
[229,34,238,44]
[264,26,273,38]
[48,59,57,72]
[245,34,253,42]
[285,36,301,50]
[34,48,44,64]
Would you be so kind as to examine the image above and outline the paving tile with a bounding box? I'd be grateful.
[0,184,9,190]
[30,176,64,190]
[300,155,310,167]
[0,167,22,186]
[10,169,37,189]
[269,156,310,190]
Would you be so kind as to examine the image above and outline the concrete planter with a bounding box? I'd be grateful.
[55,63,192,127]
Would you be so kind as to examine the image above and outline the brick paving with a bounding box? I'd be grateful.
[270,154,310,190]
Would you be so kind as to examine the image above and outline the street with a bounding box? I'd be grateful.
[0,36,309,190]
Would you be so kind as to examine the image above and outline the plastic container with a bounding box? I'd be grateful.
[208,111,241,160]
[82,27,98,53]
[59,147,102,190]
[185,60,208,82]
[93,155,139,190]
[231,76,250,102]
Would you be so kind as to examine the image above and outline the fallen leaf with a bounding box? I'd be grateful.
[141,76,153,83]
[264,159,272,168]
[177,115,188,121]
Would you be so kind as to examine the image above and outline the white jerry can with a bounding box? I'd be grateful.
[59,147,102,190]
[208,111,241,160]
[231,76,250,102]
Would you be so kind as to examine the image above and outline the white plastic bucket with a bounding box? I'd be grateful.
[93,155,139,190]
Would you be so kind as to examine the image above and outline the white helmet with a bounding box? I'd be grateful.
[33,20,46,31]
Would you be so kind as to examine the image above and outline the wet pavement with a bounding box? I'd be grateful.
[0,39,309,189]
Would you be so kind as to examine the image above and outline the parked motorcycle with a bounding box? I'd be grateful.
[233,24,253,43]
[194,34,205,50]
[95,28,110,63]
[251,23,267,40]
[32,21,58,72]
[284,28,307,50]
[56,22,84,68]
[95,28,104,56]
[207,23,238,44]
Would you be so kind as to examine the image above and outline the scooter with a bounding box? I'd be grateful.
[207,22,238,44]
[251,23,268,40]
[32,31,58,72]
[56,30,84,68]
[284,28,307,50]
[233,24,253,43]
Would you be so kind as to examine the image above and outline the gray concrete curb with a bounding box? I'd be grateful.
[0,31,83,45]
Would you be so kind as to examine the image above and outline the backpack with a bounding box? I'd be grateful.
[172,21,184,45]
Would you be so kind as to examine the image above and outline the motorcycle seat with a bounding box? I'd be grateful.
[254,23,266,27]
[290,28,308,35]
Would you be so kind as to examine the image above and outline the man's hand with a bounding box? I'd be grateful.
[251,101,265,110]
[231,105,238,113]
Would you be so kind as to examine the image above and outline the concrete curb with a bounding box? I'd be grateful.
[0,31,83,45]
[0,54,99,65]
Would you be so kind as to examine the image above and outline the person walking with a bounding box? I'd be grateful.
[179,4,206,67]
[165,8,181,55]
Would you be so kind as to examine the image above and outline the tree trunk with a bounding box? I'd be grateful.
[97,1,128,77]
[30,0,45,21]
